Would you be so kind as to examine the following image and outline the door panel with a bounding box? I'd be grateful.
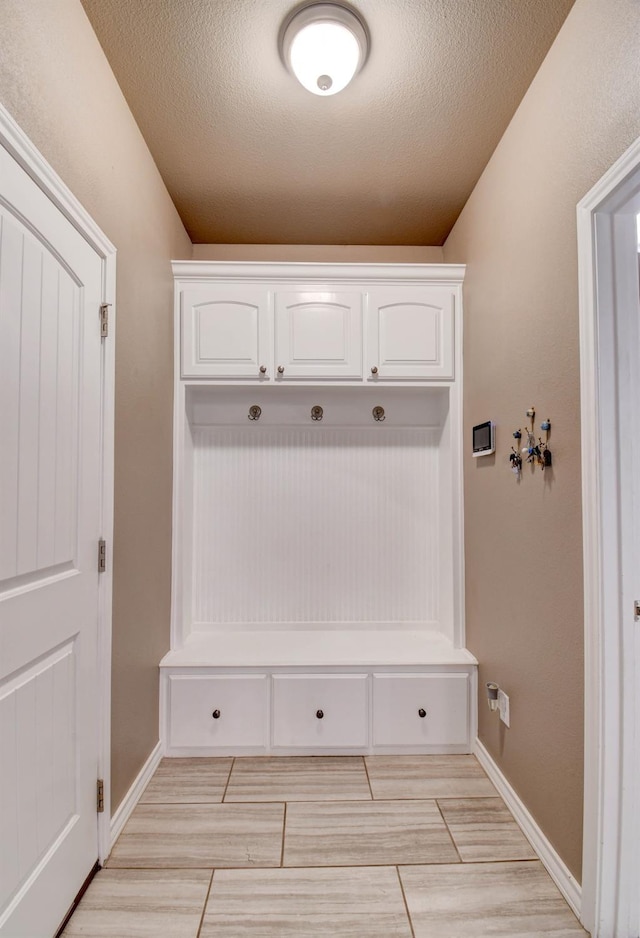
[367,287,455,380]
[1,229,80,583]
[275,291,363,378]
[181,287,271,378]
[0,144,103,937]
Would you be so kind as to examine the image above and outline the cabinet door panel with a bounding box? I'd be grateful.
[168,674,268,748]
[181,287,271,378]
[275,292,362,378]
[372,673,469,746]
[272,674,368,748]
[368,287,455,380]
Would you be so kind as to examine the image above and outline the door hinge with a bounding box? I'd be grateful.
[98,538,107,574]
[634,600,640,621]
[97,779,104,813]
[99,303,110,338]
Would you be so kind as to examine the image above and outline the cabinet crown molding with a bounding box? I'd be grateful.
[172,260,465,284]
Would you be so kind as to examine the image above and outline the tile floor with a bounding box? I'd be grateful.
[62,755,588,937]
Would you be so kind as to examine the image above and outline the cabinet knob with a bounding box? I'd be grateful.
[277,365,285,375]
[316,709,324,719]
[259,365,267,374]
[418,708,427,718]
[371,366,378,375]
[212,709,221,719]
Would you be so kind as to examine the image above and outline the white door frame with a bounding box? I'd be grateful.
[578,136,640,937]
[0,104,116,863]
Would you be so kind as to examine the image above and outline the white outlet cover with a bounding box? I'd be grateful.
[498,689,510,727]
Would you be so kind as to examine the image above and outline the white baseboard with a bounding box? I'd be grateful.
[474,738,582,920]
[109,741,163,850]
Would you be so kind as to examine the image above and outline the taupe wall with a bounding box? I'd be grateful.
[443,0,640,879]
[0,0,192,811]
[192,244,444,263]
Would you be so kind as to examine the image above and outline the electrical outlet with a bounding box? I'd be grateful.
[498,689,510,727]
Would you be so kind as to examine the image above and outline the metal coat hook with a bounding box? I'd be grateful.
[248,404,262,421]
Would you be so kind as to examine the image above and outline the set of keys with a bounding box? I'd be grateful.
[509,418,552,476]
[524,437,552,469]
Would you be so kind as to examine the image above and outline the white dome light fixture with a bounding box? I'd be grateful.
[281,3,368,96]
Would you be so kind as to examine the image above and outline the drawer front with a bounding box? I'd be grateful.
[272,674,368,748]
[168,674,268,749]
[372,672,469,747]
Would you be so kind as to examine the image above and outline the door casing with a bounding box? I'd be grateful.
[578,134,640,937]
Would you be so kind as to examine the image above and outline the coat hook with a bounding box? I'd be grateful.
[311,405,323,421]
[248,404,262,421]
[526,407,535,433]
[372,406,385,422]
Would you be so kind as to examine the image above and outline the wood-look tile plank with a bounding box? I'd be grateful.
[107,803,284,869]
[437,797,538,862]
[140,757,233,804]
[61,869,211,937]
[284,800,459,867]
[400,861,588,936]
[201,866,413,937]
[366,755,497,799]
[224,756,371,802]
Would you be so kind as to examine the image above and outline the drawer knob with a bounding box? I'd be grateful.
[418,708,427,718]
[212,709,221,719]
[259,365,267,374]
[371,365,378,375]
[316,709,324,719]
[277,365,285,375]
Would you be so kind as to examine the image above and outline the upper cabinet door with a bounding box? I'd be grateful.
[181,287,271,379]
[274,291,363,379]
[367,287,455,380]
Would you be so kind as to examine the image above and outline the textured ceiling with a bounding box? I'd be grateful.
[81,0,575,245]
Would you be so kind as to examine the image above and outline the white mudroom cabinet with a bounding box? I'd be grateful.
[161,262,476,755]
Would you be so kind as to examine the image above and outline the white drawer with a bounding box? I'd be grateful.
[168,674,268,749]
[372,672,469,747]
[272,674,368,748]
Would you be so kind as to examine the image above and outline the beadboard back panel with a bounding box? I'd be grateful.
[192,426,440,628]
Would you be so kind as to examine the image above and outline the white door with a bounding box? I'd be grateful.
[0,144,104,936]
[367,286,454,380]
[274,291,363,378]
[180,286,272,379]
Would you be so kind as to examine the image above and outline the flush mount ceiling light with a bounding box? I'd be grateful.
[280,3,368,96]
